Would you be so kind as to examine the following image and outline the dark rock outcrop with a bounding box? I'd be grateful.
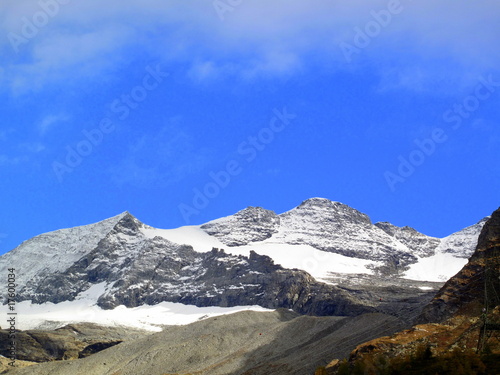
[0,323,146,363]
[416,207,500,324]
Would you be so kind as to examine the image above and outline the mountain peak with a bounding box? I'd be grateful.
[287,197,371,226]
[200,206,279,246]
[297,197,340,208]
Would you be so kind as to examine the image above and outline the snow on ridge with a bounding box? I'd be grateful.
[141,225,381,282]
[0,212,128,288]
[434,217,488,258]
[142,201,487,283]
[1,203,489,299]
[403,218,488,282]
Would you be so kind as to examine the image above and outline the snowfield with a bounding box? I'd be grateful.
[10,288,273,332]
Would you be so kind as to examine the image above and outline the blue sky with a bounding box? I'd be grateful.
[1,0,499,254]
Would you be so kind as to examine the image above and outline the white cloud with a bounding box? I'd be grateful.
[1,0,499,93]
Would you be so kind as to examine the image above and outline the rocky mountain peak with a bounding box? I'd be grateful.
[375,221,440,258]
[290,198,372,226]
[297,197,339,208]
[200,206,279,246]
[434,216,491,258]
[111,211,150,235]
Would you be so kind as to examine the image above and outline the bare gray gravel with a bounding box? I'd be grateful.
[7,309,406,375]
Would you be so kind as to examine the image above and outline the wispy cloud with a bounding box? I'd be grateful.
[1,1,499,94]
[0,154,28,166]
[19,142,46,153]
[38,113,69,135]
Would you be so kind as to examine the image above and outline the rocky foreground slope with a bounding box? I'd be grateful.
[5,310,406,375]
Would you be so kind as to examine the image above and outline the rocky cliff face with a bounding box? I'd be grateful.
[374,222,440,258]
[0,323,147,363]
[417,207,500,324]
[16,214,372,317]
[0,213,127,288]
[0,199,489,322]
[200,206,280,246]
[200,198,484,275]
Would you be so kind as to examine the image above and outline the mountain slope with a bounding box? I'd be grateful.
[324,207,500,374]
[8,310,407,375]
[0,198,488,329]
[16,213,374,317]
[417,207,500,324]
[198,198,485,279]
[0,212,127,289]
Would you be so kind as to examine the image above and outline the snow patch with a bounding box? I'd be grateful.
[10,300,273,332]
[404,252,468,282]
[142,226,380,282]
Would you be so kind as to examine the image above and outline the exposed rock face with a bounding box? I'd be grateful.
[374,222,440,258]
[200,206,280,246]
[324,308,500,375]
[12,215,370,316]
[273,199,395,259]
[0,199,488,322]
[324,207,500,374]
[417,207,500,324]
[0,323,147,363]
[0,213,128,288]
[201,198,484,274]
[435,216,490,258]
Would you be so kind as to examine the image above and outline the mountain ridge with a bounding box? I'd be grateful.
[0,198,489,329]
[1,199,487,292]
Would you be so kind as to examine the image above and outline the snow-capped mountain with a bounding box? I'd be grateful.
[199,198,484,280]
[3,212,374,319]
[1,213,127,288]
[0,198,487,329]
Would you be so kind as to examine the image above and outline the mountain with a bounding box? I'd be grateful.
[417,207,500,324]
[0,198,487,329]
[5,213,373,317]
[0,213,127,290]
[323,207,500,374]
[2,213,373,315]
[1,199,495,375]
[199,198,485,280]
